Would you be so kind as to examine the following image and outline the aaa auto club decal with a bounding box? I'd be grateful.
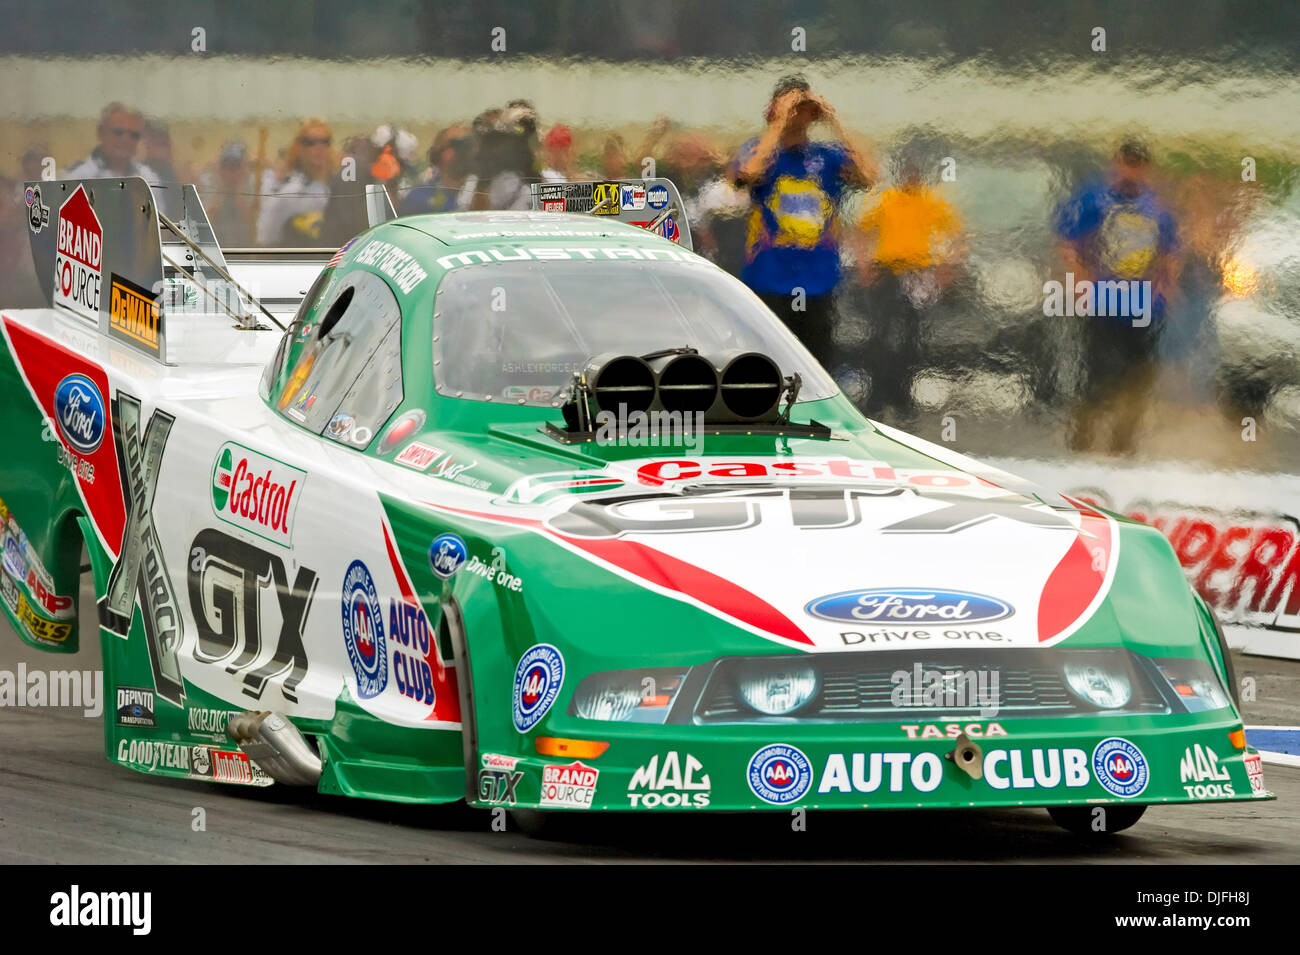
[342,559,386,699]
[513,643,564,732]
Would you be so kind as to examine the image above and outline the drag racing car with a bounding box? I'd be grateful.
[0,175,1271,835]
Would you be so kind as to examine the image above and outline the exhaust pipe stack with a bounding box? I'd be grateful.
[227,710,323,786]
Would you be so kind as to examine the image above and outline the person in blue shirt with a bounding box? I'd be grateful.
[732,75,876,368]
[400,126,475,217]
[1054,139,1181,453]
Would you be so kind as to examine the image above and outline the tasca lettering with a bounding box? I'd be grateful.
[188,528,316,703]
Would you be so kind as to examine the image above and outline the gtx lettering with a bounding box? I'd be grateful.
[188,528,316,703]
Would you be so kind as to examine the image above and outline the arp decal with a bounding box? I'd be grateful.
[99,393,185,705]
[187,527,316,704]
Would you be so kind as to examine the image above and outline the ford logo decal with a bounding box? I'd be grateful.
[805,588,1014,625]
[428,533,468,579]
[53,373,106,455]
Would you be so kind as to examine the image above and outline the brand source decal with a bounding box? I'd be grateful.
[53,373,106,454]
[512,643,564,732]
[540,760,598,808]
[805,588,1014,625]
[341,560,387,699]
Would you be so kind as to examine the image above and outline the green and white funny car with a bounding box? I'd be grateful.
[0,176,1270,835]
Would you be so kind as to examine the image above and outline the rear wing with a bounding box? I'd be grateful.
[529,178,693,252]
[23,177,397,364]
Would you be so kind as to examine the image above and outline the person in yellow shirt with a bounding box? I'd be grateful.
[854,159,966,418]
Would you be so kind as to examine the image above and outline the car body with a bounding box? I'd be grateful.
[0,177,1271,832]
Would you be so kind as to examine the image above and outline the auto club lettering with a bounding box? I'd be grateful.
[98,393,185,705]
[188,527,316,703]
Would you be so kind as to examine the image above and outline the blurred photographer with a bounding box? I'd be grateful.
[466,101,541,211]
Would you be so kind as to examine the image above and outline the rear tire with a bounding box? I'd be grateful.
[1048,803,1147,835]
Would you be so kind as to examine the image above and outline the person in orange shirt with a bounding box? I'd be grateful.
[854,157,966,418]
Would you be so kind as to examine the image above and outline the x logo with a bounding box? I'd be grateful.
[98,392,185,705]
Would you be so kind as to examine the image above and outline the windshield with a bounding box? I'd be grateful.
[432,257,838,407]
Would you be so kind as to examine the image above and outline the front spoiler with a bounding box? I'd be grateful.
[472,718,1275,812]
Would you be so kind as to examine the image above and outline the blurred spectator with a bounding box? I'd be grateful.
[854,155,967,417]
[257,118,335,246]
[1055,139,1180,453]
[142,119,180,184]
[21,145,49,183]
[368,123,420,208]
[731,74,877,368]
[401,125,475,216]
[599,134,632,180]
[200,141,256,247]
[666,133,749,275]
[67,103,160,182]
[540,125,575,182]
[463,101,542,211]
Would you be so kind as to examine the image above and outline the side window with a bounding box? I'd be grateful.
[270,269,404,449]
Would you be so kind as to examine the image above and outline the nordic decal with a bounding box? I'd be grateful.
[1,317,126,554]
[100,392,185,705]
